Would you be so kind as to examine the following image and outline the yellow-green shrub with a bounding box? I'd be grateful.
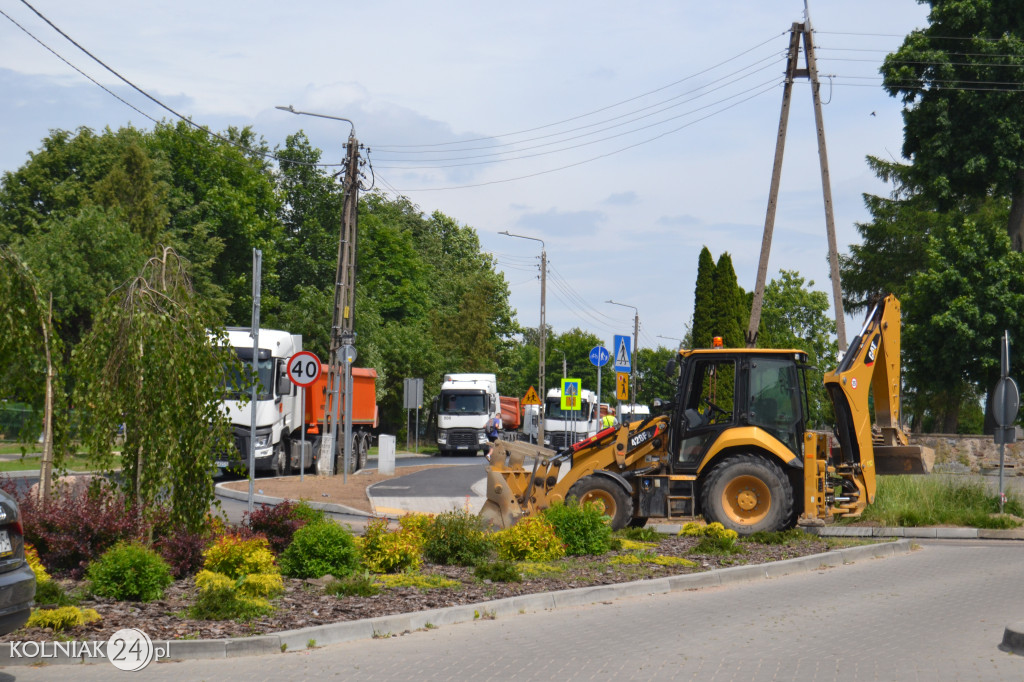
[678,522,739,542]
[25,543,49,583]
[491,517,565,562]
[26,606,101,631]
[195,569,283,598]
[397,513,433,544]
[360,519,422,574]
[202,535,278,579]
[376,573,459,590]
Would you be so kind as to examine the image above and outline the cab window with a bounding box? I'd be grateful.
[747,357,802,453]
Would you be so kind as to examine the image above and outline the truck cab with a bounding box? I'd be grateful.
[436,373,500,456]
[219,328,302,475]
[543,387,599,450]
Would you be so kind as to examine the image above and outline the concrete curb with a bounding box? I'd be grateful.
[214,480,373,518]
[0,540,912,666]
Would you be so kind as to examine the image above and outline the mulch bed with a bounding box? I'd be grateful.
[5,533,844,642]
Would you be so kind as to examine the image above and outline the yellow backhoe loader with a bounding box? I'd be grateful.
[481,295,933,534]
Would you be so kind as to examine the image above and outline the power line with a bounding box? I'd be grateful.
[373,69,785,167]
[373,31,787,150]
[385,80,780,191]
[374,53,786,158]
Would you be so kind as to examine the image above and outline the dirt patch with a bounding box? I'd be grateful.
[220,464,454,513]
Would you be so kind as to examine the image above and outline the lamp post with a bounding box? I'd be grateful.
[553,348,567,379]
[607,300,639,405]
[657,334,684,349]
[499,231,546,445]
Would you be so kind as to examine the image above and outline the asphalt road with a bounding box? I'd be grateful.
[7,539,1023,681]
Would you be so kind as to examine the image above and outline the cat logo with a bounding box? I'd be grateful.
[865,334,880,367]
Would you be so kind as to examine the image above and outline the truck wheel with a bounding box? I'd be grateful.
[701,454,794,535]
[273,445,287,477]
[356,435,369,471]
[567,476,633,530]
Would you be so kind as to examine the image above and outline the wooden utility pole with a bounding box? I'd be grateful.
[320,130,362,475]
[746,20,848,352]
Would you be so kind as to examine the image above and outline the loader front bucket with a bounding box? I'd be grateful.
[873,444,935,475]
[478,469,525,530]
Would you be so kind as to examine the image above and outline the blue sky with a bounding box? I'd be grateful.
[0,1,931,353]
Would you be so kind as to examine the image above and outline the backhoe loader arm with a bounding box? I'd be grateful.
[822,294,925,507]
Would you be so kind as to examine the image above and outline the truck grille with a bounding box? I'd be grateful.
[447,430,480,447]
[549,432,584,449]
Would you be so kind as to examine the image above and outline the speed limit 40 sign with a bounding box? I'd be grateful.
[286,351,322,387]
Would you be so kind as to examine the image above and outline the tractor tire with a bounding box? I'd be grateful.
[700,454,794,535]
[567,476,633,530]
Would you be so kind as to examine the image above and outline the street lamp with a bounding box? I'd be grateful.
[553,348,567,379]
[606,300,639,406]
[499,230,547,444]
[657,334,684,349]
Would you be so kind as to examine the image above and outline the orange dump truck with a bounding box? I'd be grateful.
[500,395,521,432]
[298,366,378,473]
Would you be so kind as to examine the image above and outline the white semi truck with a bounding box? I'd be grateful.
[435,373,500,457]
[219,328,302,476]
[542,387,599,450]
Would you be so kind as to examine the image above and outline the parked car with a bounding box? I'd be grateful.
[0,489,35,635]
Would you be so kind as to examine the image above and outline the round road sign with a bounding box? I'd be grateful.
[286,351,322,387]
[589,346,610,367]
[993,376,1020,428]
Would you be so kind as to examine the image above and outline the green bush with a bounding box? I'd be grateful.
[280,521,359,579]
[360,518,423,574]
[742,528,809,545]
[325,572,381,597]
[621,526,660,542]
[291,500,327,526]
[202,535,278,579]
[474,560,522,583]
[422,510,492,566]
[86,542,173,602]
[27,606,101,631]
[491,517,565,562]
[190,583,274,621]
[541,499,613,556]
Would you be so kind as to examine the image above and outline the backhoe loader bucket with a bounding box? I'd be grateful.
[873,445,935,475]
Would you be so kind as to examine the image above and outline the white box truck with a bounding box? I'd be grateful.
[543,387,599,450]
[435,373,500,456]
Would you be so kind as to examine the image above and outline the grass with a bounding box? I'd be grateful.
[0,454,103,472]
[851,475,1024,529]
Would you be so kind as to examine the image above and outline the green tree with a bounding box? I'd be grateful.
[74,248,234,532]
[903,209,1024,432]
[691,246,716,348]
[882,0,1024,249]
[759,270,838,427]
[635,345,677,407]
[710,253,745,349]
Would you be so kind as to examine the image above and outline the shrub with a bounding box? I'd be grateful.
[195,569,283,598]
[10,480,145,578]
[86,542,174,602]
[25,543,49,583]
[422,510,492,566]
[190,583,274,621]
[154,523,212,579]
[243,501,308,555]
[26,606,101,631]
[376,573,459,590]
[33,579,79,607]
[325,572,381,597]
[541,499,613,556]
[621,526,661,542]
[397,513,434,543]
[680,522,741,555]
[491,517,565,562]
[474,560,522,583]
[202,535,278,579]
[279,522,359,579]
[290,501,327,525]
[360,518,423,574]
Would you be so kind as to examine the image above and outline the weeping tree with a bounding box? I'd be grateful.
[74,247,234,532]
[0,247,61,499]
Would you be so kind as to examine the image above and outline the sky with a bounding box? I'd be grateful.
[0,1,932,356]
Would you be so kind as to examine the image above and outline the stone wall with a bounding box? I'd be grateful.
[909,434,1023,474]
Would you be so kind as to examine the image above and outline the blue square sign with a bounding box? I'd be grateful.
[613,335,631,372]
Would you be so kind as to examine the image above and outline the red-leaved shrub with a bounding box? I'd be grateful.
[242,501,305,555]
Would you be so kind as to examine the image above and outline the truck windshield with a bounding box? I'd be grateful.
[439,392,486,414]
[223,351,274,401]
[545,398,592,420]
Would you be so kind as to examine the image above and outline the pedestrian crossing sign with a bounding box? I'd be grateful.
[561,378,581,411]
[613,335,631,372]
[522,386,542,406]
